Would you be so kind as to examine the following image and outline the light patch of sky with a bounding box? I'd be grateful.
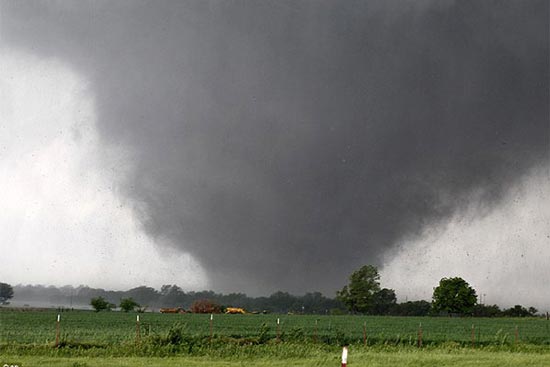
[381,167,550,312]
[0,49,207,291]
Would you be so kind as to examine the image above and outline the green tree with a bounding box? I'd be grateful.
[268,291,298,313]
[119,297,140,312]
[391,300,432,316]
[432,277,477,316]
[0,282,14,304]
[502,305,538,317]
[528,307,538,316]
[126,286,160,305]
[472,303,502,317]
[90,296,113,312]
[371,288,397,315]
[336,265,382,314]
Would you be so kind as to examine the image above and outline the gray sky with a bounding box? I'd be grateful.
[0,1,548,307]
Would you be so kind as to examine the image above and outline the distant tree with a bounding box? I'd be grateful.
[391,300,432,316]
[300,292,344,314]
[136,305,148,313]
[371,288,397,315]
[220,292,251,311]
[432,277,477,316]
[126,286,160,306]
[190,299,221,314]
[0,282,14,304]
[160,284,182,295]
[336,265,382,314]
[119,297,140,312]
[472,304,502,317]
[159,284,186,307]
[268,291,299,313]
[502,305,537,317]
[90,296,113,312]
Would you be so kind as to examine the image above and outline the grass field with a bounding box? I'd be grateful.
[3,349,550,367]
[2,309,549,346]
[1,309,550,366]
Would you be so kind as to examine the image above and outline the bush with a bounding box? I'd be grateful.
[119,298,140,312]
[90,297,113,312]
[190,299,221,314]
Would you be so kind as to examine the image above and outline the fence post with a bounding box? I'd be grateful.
[55,314,60,347]
[478,325,481,344]
[136,315,141,344]
[417,323,423,348]
[276,318,280,342]
[209,314,213,343]
[471,324,475,348]
[515,325,519,345]
[363,321,367,347]
[313,319,318,343]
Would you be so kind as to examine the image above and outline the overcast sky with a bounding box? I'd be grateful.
[0,0,548,309]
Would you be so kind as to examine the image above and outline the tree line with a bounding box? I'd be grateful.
[334,266,540,317]
[1,266,541,317]
[6,283,344,314]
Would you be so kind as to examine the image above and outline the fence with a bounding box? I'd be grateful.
[1,310,549,347]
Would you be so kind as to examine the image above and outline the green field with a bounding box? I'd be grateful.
[3,349,550,367]
[1,309,550,366]
[2,309,549,346]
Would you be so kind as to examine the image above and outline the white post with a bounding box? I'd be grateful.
[341,346,348,367]
[209,314,213,342]
[136,314,141,343]
[55,314,60,347]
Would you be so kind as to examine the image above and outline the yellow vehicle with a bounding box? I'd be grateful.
[225,307,246,314]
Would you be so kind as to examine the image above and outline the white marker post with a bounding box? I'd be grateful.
[136,315,141,344]
[341,346,348,367]
[209,314,213,343]
[276,318,280,342]
[55,314,60,347]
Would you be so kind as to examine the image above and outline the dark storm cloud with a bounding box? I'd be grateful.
[2,0,547,294]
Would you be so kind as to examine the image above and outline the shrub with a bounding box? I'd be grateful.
[190,299,221,314]
[119,298,140,312]
[90,297,113,312]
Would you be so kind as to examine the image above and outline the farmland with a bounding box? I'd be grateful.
[2,309,550,346]
[1,309,550,366]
